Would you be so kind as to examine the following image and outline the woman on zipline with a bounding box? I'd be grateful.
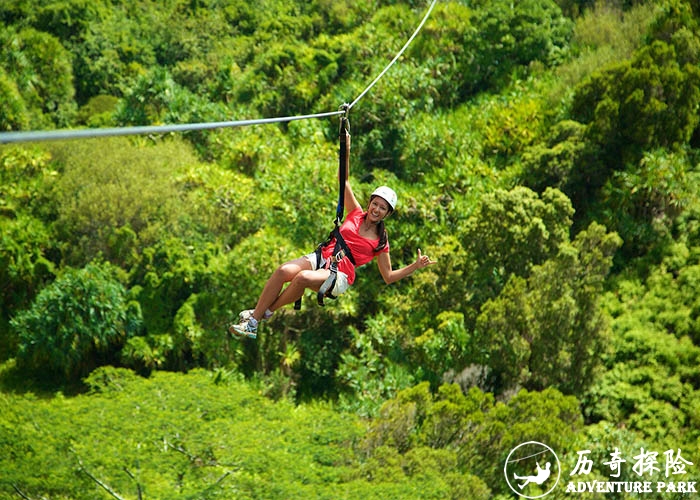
[229,140,436,340]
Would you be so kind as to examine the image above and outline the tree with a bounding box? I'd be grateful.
[461,387,582,494]
[475,222,621,395]
[0,146,57,358]
[585,247,700,448]
[11,261,142,383]
[572,40,700,165]
[0,215,55,360]
[521,119,589,194]
[462,186,574,310]
[0,68,29,131]
[596,148,694,259]
[364,382,582,496]
[47,136,229,266]
[464,0,573,95]
[0,26,75,126]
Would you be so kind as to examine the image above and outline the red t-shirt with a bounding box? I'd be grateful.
[321,207,390,284]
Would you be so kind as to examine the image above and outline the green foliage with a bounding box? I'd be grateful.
[0,215,55,359]
[0,142,56,232]
[464,0,573,94]
[406,1,474,109]
[521,119,589,194]
[34,0,107,42]
[235,41,342,118]
[365,382,582,496]
[596,148,697,258]
[526,21,700,249]
[0,146,58,355]
[46,136,238,266]
[477,90,547,166]
[649,0,700,59]
[0,68,29,131]
[587,245,700,448]
[336,322,416,416]
[123,239,222,372]
[11,262,142,382]
[115,66,201,126]
[475,222,622,394]
[58,1,157,103]
[346,0,572,173]
[0,368,498,499]
[463,186,574,308]
[2,2,700,495]
[75,94,119,126]
[0,26,75,126]
[546,2,659,115]
[572,39,700,164]
[292,310,353,400]
[414,311,471,387]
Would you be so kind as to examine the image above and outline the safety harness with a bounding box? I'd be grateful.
[294,106,355,309]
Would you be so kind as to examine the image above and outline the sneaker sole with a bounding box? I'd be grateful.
[228,324,257,340]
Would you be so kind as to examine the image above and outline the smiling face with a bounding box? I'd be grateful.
[366,195,391,223]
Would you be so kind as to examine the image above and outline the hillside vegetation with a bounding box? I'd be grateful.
[2,0,700,497]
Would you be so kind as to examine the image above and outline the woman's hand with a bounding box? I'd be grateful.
[378,248,435,284]
[415,248,436,269]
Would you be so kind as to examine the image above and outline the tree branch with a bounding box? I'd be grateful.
[11,484,33,500]
[164,439,197,461]
[123,467,143,500]
[72,452,127,500]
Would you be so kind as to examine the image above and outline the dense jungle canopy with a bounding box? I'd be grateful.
[2,0,700,498]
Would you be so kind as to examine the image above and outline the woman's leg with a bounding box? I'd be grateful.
[251,257,313,320]
[268,268,331,312]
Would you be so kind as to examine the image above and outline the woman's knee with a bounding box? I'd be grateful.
[273,263,300,282]
[290,269,310,287]
[274,257,311,281]
[271,265,291,281]
[290,269,322,288]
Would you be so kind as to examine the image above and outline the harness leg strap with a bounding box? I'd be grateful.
[317,268,338,306]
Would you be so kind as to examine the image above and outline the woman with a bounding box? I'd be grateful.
[229,170,436,339]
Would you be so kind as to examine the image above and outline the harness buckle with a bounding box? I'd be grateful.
[331,249,346,263]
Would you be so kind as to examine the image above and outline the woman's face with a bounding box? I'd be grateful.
[367,196,391,223]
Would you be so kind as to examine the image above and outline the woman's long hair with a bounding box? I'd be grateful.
[368,195,391,252]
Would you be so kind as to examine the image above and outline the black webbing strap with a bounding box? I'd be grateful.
[294,109,351,311]
[318,111,351,306]
[336,110,350,225]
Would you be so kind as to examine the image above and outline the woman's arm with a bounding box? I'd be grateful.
[377,249,436,285]
[343,132,362,212]
[344,181,361,213]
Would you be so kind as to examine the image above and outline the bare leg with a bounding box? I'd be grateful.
[251,257,314,320]
[268,268,331,312]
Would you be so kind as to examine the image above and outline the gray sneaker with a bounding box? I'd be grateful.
[228,319,257,340]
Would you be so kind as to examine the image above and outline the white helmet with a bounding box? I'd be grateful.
[371,186,397,212]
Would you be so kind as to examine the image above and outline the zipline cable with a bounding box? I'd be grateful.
[0,0,437,145]
[0,111,345,144]
[347,0,438,112]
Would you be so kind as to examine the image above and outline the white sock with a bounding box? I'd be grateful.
[249,317,258,327]
[264,309,273,319]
